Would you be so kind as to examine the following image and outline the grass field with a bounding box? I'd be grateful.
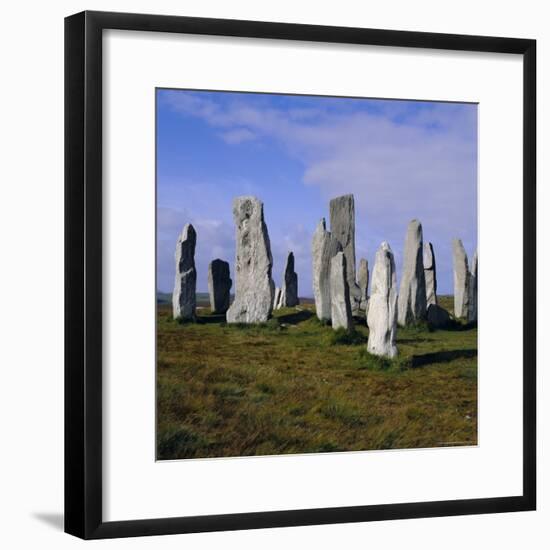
[156,295,477,460]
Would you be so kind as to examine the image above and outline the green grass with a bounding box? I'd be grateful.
[157,298,477,459]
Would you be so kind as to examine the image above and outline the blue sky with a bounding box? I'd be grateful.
[157,89,477,296]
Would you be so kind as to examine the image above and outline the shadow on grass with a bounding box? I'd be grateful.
[433,318,478,332]
[410,348,477,368]
[277,309,314,325]
[197,313,226,325]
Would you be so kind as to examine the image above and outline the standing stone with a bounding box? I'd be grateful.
[452,238,470,319]
[279,252,299,308]
[172,223,197,320]
[423,242,437,306]
[208,259,232,314]
[329,194,361,310]
[330,252,353,330]
[468,250,478,322]
[397,220,427,326]
[312,218,342,321]
[273,287,281,310]
[367,242,398,358]
[426,303,452,329]
[226,196,275,323]
[358,258,369,311]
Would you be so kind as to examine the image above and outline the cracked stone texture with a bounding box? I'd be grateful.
[452,238,470,319]
[329,194,361,310]
[208,259,232,314]
[468,250,478,322]
[172,223,197,320]
[330,251,353,330]
[397,219,427,326]
[423,242,437,306]
[358,258,369,311]
[312,218,342,321]
[226,196,275,323]
[367,242,398,358]
[279,251,299,308]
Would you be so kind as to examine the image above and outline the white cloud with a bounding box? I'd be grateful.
[160,92,477,294]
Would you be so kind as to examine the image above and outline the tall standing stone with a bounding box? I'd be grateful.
[172,223,197,320]
[208,259,232,314]
[312,218,342,321]
[397,220,427,326]
[330,251,353,330]
[226,196,275,323]
[358,258,369,311]
[329,194,361,310]
[273,287,281,310]
[452,238,470,319]
[423,242,437,306]
[279,252,299,308]
[468,250,478,322]
[367,242,398,358]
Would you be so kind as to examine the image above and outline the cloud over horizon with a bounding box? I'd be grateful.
[157,90,477,297]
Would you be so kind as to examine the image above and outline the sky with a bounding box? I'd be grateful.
[156,89,477,297]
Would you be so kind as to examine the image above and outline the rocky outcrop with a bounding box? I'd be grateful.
[367,242,398,358]
[312,218,342,321]
[330,251,353,330]
[397,220,427,326]
[172,223,197,321]
[208,259,232,314]
[226,196,275,323]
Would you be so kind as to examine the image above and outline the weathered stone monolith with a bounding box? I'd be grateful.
[208,259,232,314]
[367,242,398,358]
[423,242,437,306]
[312,218,342,321]
[273,287,281,310]
[358,258,369,311]
[279,252,299,308]
[468,250,478,322]
[330,251,353,330]
[226,196,275,323]
[452,238,470,319]
[426,303,452,329]
[397,220,427,326]
[329,194,361,310]
[172,223,197,320]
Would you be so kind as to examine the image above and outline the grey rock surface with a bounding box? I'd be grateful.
[358,258,369,311]
[367,242,398,358]
[468,250,478,322]
[426,303,452,329]
[279,252,299,308]
[208,259,232,314]
[226,196,275,323]
[273,287,281,310]
[329,194,361,310]
[312,218,342,321]
[397,220,427,326]
[330,251,353,330]
[172,223,197,320]
[423,242,437,306]
[452,238,470,319]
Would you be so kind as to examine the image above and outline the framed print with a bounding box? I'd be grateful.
[65,10,536,539]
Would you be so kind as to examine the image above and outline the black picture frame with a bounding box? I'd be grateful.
[65,10,536,540]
